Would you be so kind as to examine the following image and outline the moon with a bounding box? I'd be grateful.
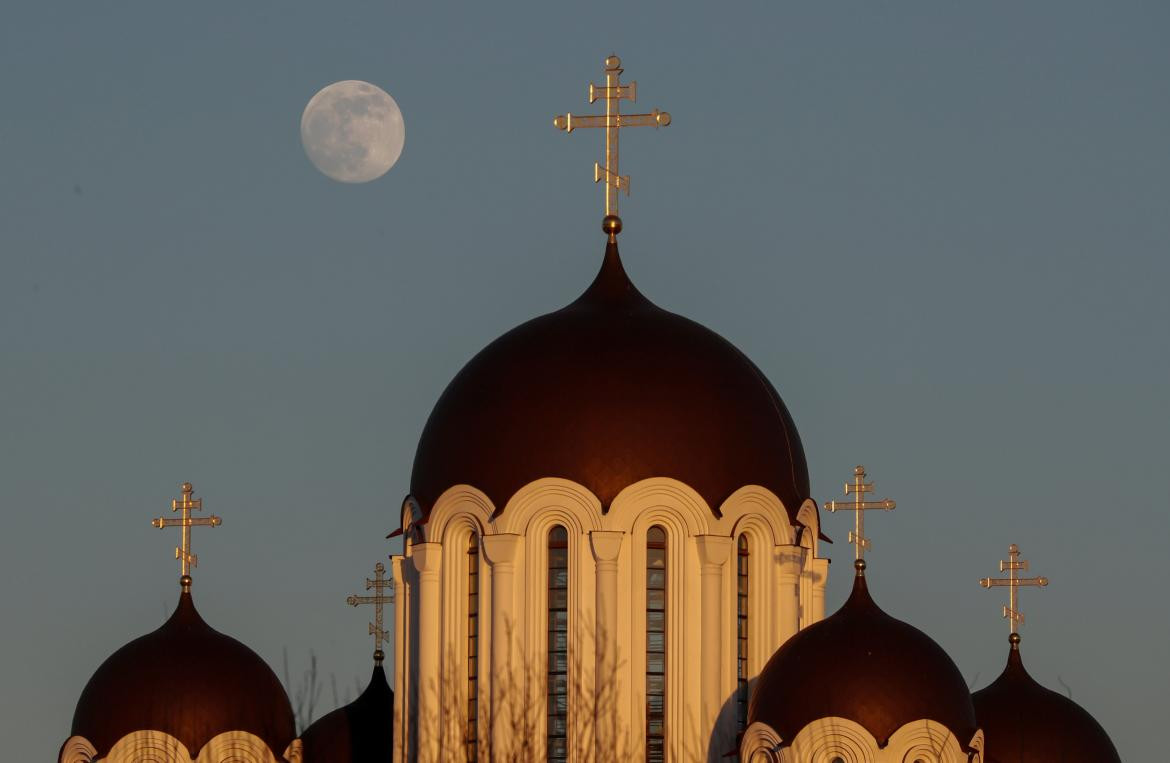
[300,80,405,183]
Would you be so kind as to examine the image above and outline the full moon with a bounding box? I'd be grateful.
[300,80,405,183]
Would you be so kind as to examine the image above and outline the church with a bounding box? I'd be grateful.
[57,56,1121,763]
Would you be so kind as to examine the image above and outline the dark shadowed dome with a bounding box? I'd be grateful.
[411,240,810,521]
[750,565,978,748]
[69,591,295,757]
[973,637,1121,763]
[300,664,394,762]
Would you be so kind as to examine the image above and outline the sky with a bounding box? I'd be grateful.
[2,1,1167,759]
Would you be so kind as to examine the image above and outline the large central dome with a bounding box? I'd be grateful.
[411,240,810,521]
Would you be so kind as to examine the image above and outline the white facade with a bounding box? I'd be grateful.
[389,476,828,763]
[58,731,302,763]
[740,719,985,763]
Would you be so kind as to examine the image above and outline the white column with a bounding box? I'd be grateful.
[481,533,522,757]
[695,535,732,748]
[411,543,442,763]
[774,545,802,650]
[389,555,407,763]
[590,530,624,758]
[810,557,829,623]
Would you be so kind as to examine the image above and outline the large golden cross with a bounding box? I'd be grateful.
[152,481,222,590]
[347,561,395,663]
[980,544,1048,636]
[825,466,896,562]
[554,55,671,234]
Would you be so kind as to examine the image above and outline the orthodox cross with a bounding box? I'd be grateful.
[554,55,671,231]
[152,481,222,590]
[824,466,896,561]
[980,544,1048,636]
[347,561,395,662]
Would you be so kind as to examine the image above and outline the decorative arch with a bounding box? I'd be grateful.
[966,729,985,762]
[624,491,705,761]
[782,717,877,763]
[495,477,604,536]
[739,721,783,762]
[438,510,485,756]
[84,730,287,763]
[104,731,190,763]
[58,736,97,763]
[607,477,711,536]
[743,718,980,763]
[717,485,796,546]
[794,499,821,553]
[198,731,282,762]
[425,484,495,544]
[502,480,602,760]
[886,721,979,763]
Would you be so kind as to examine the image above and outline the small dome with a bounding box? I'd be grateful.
[70,591,295,757]
[411,241,810,521]
[300,664,394,762]
[750,567,977,748]
[972,639,1121,763]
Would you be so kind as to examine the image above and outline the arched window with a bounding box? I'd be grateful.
[736,535,750,746]
[646,525,667,763]
[547,526,569,762]
[467,534,480,762]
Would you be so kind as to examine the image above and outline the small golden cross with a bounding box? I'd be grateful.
[554,55,671,234]
[152,481,222,590]
[824,466,896,562]
[980,544,1048,636]
[347,561,395,663]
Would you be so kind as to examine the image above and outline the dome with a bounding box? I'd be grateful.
[411,240,810,521]
[300,664,393,762]
[69,591,295,757]
[749,563,978,748]
[972,637,1121,763]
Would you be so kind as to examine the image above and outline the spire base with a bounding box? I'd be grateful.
[602,214,622,241]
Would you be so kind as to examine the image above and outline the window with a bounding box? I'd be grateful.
[547,526,569,762]
[736,535,750,755]
[646,526,667,763]
[467,534,479,762]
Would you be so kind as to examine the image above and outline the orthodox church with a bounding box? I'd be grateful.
[58,57,1121,763]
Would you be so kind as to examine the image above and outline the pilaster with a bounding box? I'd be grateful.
[774,545,803,649]
[411,543,442,763]
[481,533,522,757]
[695,534,733,746]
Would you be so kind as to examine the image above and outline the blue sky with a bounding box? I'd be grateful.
[1,2,1167,759]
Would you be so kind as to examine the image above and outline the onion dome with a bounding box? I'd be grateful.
[972,635,1121,763]
[300,664,394,762]
[68,590,295,758]
[749,560,978,749]
[411,239,810,521]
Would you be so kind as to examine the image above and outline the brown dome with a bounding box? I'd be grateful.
[300,664,393,762]
[749,566,978,748]
[410,240,810,521]
[973,639,1121,763]
[70,591,295,757]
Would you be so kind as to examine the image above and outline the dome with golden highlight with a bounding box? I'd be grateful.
[67,591,295,759]
[750,565,978,750]
[973,637,1121,763]
[410,240,811,521]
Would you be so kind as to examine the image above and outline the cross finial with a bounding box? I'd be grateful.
[347,561,395,663]
[152,481,223,591]
[980,543,1049,640]
[824,466,896,565]
[554,54,671,240]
